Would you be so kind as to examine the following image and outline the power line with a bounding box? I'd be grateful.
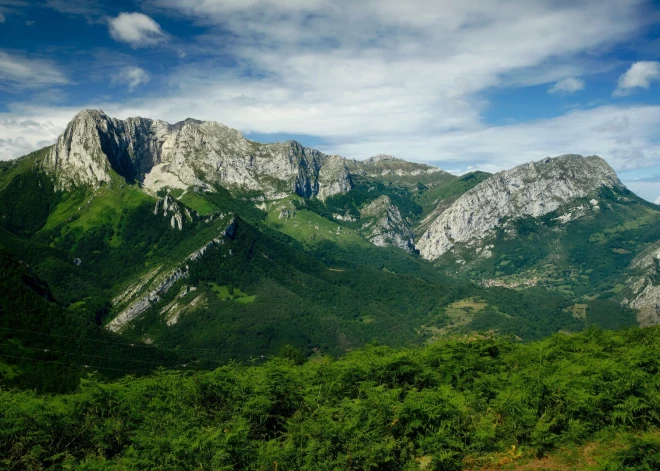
[0,326,265,361]
[0,326,162,350]
[0,342,182,367]
[0,353,192,375]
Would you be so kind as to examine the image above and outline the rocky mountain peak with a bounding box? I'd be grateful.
[42,109,352,200]
[416,154,624,261]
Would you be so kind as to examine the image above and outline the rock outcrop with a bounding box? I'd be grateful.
[360,195,415,253]
[416,154,623,260]
[355,154,445,177]
[154,193,197,230]
[106,216,236,332]
[348,154,450,182]
[625,242,660,327]
[45,109,352,200]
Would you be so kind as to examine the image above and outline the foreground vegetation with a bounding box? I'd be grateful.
[2,327,659,470]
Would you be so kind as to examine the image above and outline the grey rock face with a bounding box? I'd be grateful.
[417,154,623,260]
[360,195,415,253]
[106,217,236,332]
[625,242,660,326]
[45,109,352,200]
[154,193,197,230]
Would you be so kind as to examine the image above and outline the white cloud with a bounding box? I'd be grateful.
[111,66,150,91]
[614,61,660,96]
[108,12,166,48]
[143,0,642,139]
[4,0,660,206]
[0,115,67,159]
[0,51,68,89]
[655,196,660,205]
[591,116,630,134]
[548,77,584,94]
[323,105,660,171]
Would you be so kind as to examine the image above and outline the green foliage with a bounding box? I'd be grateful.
[602,432,660,470]
[1,327,659,470]
[277,344,306,365]
[0,170,60,236]
[202,186,267,224]
[0,249,181,392]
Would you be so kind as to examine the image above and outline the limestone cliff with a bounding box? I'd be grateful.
[45,109,352,200]
[625,241,660,327]
[416,154,623,260]
[359,195,415,253]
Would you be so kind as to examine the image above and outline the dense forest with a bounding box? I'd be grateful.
[1,327,659,470]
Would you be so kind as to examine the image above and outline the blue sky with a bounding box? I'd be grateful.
[2,1,660,201]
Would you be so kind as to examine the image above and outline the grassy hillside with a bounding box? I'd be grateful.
[414,170,491,217]
[0,249,181,392]
[2,326,659,470]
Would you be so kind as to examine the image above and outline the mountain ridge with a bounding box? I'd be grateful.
[43,109,454,202]
[417,154,624,260]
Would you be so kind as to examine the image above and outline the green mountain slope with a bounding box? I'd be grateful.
[0,248,180,392]
[0,156,637,381]
[433,186,660,307]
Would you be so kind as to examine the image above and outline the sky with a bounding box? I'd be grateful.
[2,1,660,202]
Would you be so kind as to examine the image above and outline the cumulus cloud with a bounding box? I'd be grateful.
[111,66,150,91]
[548,77,584,94]
[614,61,660,96]
[143,0,641,140]
[655,196,660,205]
[0,51,68,89]
[108,12,166,48]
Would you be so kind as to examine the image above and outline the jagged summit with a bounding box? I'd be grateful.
[43,109,351,199]
[41,109,457,202]
[416,153,624,260]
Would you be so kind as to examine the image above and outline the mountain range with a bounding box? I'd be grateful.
[1,108,657,391]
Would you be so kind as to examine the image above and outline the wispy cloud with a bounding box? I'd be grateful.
[548,77,585,94]
[614,61,660,96]
[0,51,69,90]
[108,12,167,48]
[144,0,645,142]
